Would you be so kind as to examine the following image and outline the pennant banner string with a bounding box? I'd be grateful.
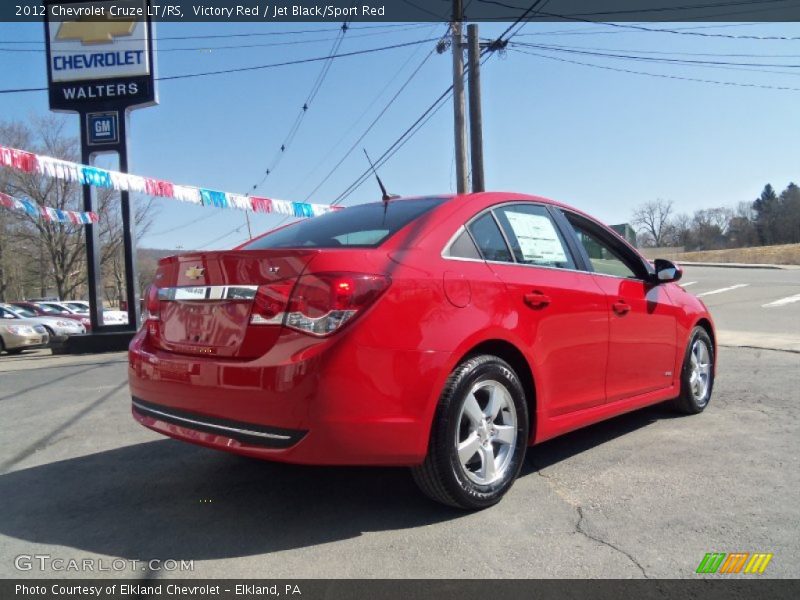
[0,144,340,219]
[0,190,99,225]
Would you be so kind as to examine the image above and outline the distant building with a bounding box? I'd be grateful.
[611,223,637,247]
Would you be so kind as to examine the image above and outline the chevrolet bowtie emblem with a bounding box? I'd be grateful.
[184,266,205,280]
[56,17,136,45]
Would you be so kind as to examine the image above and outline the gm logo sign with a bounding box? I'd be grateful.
[696,552,773,574]
[87,112,119,146]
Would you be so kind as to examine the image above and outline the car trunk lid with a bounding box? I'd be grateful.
[150,250,318,359]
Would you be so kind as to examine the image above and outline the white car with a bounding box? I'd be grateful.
[41,300,129,326]
[0,304,85,342]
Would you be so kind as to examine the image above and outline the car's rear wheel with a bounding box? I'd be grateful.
[673,326,715,414]
[412,355,529,510]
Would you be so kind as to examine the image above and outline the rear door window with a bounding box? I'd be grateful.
[493,204,576,269]
[446,229,482,260]
[467,213,513,262]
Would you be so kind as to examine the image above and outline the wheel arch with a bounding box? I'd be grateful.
[694,317,715,349]
[459,339,537,445]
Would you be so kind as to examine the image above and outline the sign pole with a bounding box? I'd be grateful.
[78,121,104,331]
[117,113,141,327]
[44,0,156,344]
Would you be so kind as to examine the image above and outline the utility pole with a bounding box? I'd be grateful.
[451,0,468,194]
[467,23,485,193]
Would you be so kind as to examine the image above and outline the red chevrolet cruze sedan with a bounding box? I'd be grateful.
[129,193,715,509]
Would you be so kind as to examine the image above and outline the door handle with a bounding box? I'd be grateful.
[612,300,631,315]
[524,291,551,309]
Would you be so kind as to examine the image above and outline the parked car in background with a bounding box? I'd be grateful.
[101,310,129,325]
[0,311,49,355]
[10,302,92,331]
[62,301,90,314]
[129,192,716,509]
[0,304,85,342]
[45,300,129,326]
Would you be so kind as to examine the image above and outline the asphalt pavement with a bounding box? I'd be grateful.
[679,265,800,352]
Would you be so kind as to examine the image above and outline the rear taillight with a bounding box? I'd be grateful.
[249,272,390,336]
[144,285,160,322]
[250,280,294,325]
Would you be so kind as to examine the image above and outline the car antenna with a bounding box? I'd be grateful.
[363,149,399,205]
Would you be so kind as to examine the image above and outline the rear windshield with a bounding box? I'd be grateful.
[242,197,448,249]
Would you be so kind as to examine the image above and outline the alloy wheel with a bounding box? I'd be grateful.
[689,339,712,406]
[455,380,518,486]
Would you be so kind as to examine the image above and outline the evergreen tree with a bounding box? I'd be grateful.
[752,184,779,245]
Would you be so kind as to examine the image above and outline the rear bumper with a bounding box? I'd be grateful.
[3,333,49,350]
[132,397,307,448]
[128,329,449,466]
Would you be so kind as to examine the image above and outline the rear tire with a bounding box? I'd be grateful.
[412,355,529,510]
[672,326,715,414]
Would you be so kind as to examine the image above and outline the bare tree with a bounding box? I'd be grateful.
[631,199,674,247]
[1,116,155,301]
[0,117,87,299]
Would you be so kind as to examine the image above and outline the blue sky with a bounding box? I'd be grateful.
[1,19,798,250]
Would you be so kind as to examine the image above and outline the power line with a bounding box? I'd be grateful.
[196,224,248,249]
[331,49,503,206]
[513,22,769,37]
[302,43,440,202]
[147,209,220,237]
[0,38,439,95]
[157,37,439,81]
[551,17,800,41]
[510,46,800,91]
[480,0,800,42]
[476,0,796,21]
[511,40,800,68]
[287,24,443,200]
[520,41,800,58]
[248,21,349,195]
[0,25,432,54]
[0,23,430,44]
[331,85,455,205]
[329,2,542,206]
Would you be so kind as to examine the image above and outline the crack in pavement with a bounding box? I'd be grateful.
[574,505,650,579]
[532,465,651,578]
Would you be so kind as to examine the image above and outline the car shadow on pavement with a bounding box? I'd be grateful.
[522,402,681,474]
[0,439,462,562]
[0,403,681,562]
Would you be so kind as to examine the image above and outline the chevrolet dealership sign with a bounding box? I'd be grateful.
[44,0,157,111]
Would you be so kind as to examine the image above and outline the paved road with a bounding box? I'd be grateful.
[679,265,800,352]
[0,344,798,579]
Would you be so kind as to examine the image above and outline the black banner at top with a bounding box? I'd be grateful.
[6,0,800,22]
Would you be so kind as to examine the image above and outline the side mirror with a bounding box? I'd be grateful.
[653,258,682,284]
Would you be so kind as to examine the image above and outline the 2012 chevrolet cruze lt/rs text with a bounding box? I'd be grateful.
[129,193,716,509]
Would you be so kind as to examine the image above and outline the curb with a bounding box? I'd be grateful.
[677,261,799,270]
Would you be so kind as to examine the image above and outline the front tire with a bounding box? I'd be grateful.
[672,326,715,414]
[412,355,529,510]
